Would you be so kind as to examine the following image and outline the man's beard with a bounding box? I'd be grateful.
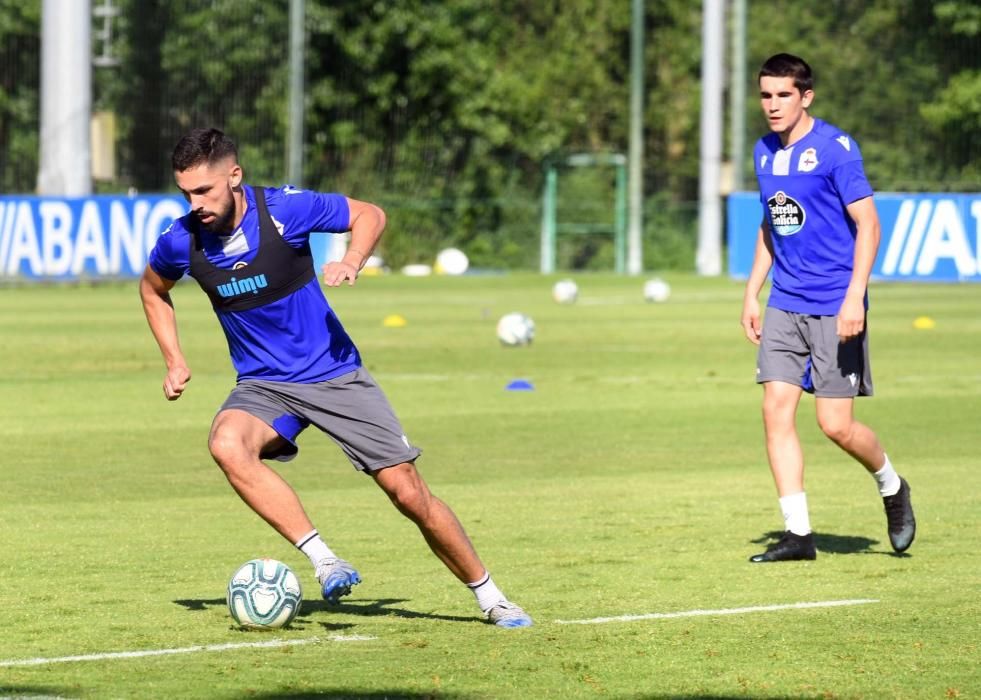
[199,201,236,234]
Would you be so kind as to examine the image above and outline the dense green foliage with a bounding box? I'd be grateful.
[0,277,979,697]
[1,1,978,268]
[0,0,40,194]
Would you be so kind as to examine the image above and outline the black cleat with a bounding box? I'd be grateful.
[749,531,817,563]
[883,477,916,552]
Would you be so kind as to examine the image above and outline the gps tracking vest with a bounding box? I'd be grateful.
[189,186,315,312]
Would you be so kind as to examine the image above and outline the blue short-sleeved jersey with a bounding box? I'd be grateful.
[148,184,361,383]
[753,117,875,315]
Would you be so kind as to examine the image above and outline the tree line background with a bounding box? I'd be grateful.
[1,0,978,270]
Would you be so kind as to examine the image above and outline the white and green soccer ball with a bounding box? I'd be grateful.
[227,558,303,629]
[552,279,578,304]
[496,312,535,347]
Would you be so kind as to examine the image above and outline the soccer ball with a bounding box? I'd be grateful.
[496,312,535,346]
[552,279,578,304]
[643,278,671,303]
[227,559,303,629]
[434,247,470,275]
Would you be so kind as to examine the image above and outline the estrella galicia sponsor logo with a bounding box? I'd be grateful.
[767,191,806,236]
[217,274,268,298]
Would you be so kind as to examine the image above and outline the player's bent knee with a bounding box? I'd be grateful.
[388,481,433,520]
[818,418,852,445]
[393,485,432,518]
[208,428,250,468]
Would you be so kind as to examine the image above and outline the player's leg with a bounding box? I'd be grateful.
[749,380,817,562]
[814,401,914,553]
[762,380,806,497]
[209,406,359,599]
[371,461,483,581]
[809,317,915,552]
[296,368,531,625]
[750,308,817,563]
[209,408,316,541]
[814,397,884,471]
[371,461,532,627]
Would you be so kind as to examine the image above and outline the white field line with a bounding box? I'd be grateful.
[0,634,376,668]
[555,599,879,625]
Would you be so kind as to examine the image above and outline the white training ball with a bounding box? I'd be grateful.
[552,279,579,304]
[643,278,671,303]
[496,312,535,347]
[227,559,303,629]
[435,247,470,276]
[401,263,433,277]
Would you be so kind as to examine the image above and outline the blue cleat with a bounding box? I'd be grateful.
[486,601,533,628]
[315,558,361,604]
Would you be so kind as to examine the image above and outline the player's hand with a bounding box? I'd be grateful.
[836,296,865,342]
[163,365,191,401]
[741,298,762,345]
[322,261,359,287]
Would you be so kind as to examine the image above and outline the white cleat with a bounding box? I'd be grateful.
[486,601,533,628]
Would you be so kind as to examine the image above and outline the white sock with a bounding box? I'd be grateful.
[294,529,338,567]
[466,571,506,612]
[872,454,901,497]
[779,492,811,536]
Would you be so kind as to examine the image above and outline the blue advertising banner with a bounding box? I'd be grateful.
[727,192,981,282]
[0,194,188,280]
[0,193,344,281]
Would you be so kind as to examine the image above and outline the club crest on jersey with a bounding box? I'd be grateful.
[797,147,818,173]
[767,191,806,236]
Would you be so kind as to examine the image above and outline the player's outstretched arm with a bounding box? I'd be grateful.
[322,198,386,287]
[139,265,192,400]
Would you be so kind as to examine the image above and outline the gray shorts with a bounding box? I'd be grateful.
[757,308,873,398]
[219,368,422,472]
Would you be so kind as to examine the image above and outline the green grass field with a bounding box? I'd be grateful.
[1,273,978,699]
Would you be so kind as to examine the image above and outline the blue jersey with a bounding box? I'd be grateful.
[753,117,874,315]
[148,184,361,383]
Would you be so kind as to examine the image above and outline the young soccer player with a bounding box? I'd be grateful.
[740,54,916,562]
[139,128,532,626]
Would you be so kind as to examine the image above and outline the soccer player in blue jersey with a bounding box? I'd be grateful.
[740,54,915,562]
[139,128,532,627]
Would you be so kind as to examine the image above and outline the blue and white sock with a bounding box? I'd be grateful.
[295,529,338,568]
[467,572,506,612]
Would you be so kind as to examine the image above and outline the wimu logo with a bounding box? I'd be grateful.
[217,274,268,298]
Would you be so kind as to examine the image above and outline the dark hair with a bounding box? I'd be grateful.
[171,128,238,172]
[758,53,814,94]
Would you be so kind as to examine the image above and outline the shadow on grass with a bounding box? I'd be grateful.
[752,530,911,558]
[249,691,466,699]
[306,597,479,624]
[173,597,479,625]
[0,687,77,699]
[633,695,829,700]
